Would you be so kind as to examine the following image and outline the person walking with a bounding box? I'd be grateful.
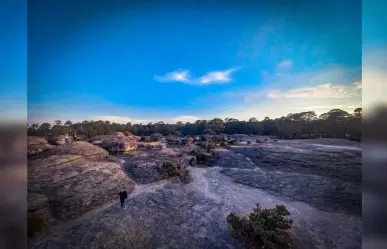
[64,133,69,143]
[118,189,128,209]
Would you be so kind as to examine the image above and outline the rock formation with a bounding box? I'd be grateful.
[89,133,138,152]
[28,141,135,229]
[28,136,53,156]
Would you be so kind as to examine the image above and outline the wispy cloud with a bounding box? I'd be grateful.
[154,67,240,85]
[153,70,191,83]
[93,116,154,124]
[221,81,362,120]
[277,59,293,69]
[198,67,239,85]
[266,81,361,99]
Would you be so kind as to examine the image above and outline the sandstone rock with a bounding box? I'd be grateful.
[34,141,109,161]
[28,136,53,156]
[150,133,163,141]
[106,131,125,137]
[123,131,134,136]
[47,135,72,145]
[123,149,194,184]
[28,145,135,222]
[89,134,138,152]
[28,136,48,146]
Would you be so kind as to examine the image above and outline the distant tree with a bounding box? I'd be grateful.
[54,120,62,126]
[27,108,362,140]
[354,108,362,118]
[30,123,39,130]
[39,123,51,131]
[64,120,73,126]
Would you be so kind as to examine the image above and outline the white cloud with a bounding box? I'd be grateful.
[93,116,154,124]
[154,67,240,85]
[154,70,191,83]
[171,115,200,123]
[218,80,362,120]
[198,68,239,85]
[363,47,387,113]
[266,82,361,99]
[277,59,293,69]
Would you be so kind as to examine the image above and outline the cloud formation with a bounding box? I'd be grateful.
[154,67,239,85]
[221,81,362,120]
[266,81,362,99]
[153,70,191,83]
[277,59,293,69]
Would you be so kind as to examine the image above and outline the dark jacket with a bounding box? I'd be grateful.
[119,191,128,202]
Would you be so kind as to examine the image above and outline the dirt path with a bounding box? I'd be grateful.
[47,178,171,235]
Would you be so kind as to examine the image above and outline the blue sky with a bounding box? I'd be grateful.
[1,0,367,124]
[0,0,26,122]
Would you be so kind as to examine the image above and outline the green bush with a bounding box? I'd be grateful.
[28,213,44,237]
[162,161,192,184]
[191,149,212,164]
[220,141,228,147]
[229,140,238,145]
[227,204,294,249]
[141,136,151,142]
[197,141,216,153]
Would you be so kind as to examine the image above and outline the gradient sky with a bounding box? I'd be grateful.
[24,0,365,124]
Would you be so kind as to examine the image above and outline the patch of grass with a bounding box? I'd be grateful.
[28,213,44,238]
[227,204,294,249]
[162,161,192,184]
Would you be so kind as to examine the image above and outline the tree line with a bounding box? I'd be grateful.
[27,108,362,140]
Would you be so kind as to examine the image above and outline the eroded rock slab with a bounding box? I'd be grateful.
[89,133,138,152]
[123,147,196,184]
[28,142,135,227]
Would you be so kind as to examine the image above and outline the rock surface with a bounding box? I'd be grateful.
[28,136,53,156]
[28,138,362,249]
[89,133,138,152]
[123,147,196,184]
[28,142,135,228]
[47,135,68,145]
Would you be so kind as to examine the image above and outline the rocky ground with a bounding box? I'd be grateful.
[28,138,362,249]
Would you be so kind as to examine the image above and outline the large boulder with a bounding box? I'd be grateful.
[123,148,194,184]
[28,142,135,228]
[47,135,69,145]
[27,136,53,156]
[123,131,134,136]
[34,141,109,161]
[89,134,138,152]
[150,133,163,141]
[106,131,126,137]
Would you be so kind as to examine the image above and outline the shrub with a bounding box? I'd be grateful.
[28,213,44,237]
[229,140,238,145]
[247,141,251,144]
[191,149,212,165]
[227,204,294,249]
[220,141,228,147]
[162,161,192,184]
[141,136,151,142]
[197,141,216,153]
